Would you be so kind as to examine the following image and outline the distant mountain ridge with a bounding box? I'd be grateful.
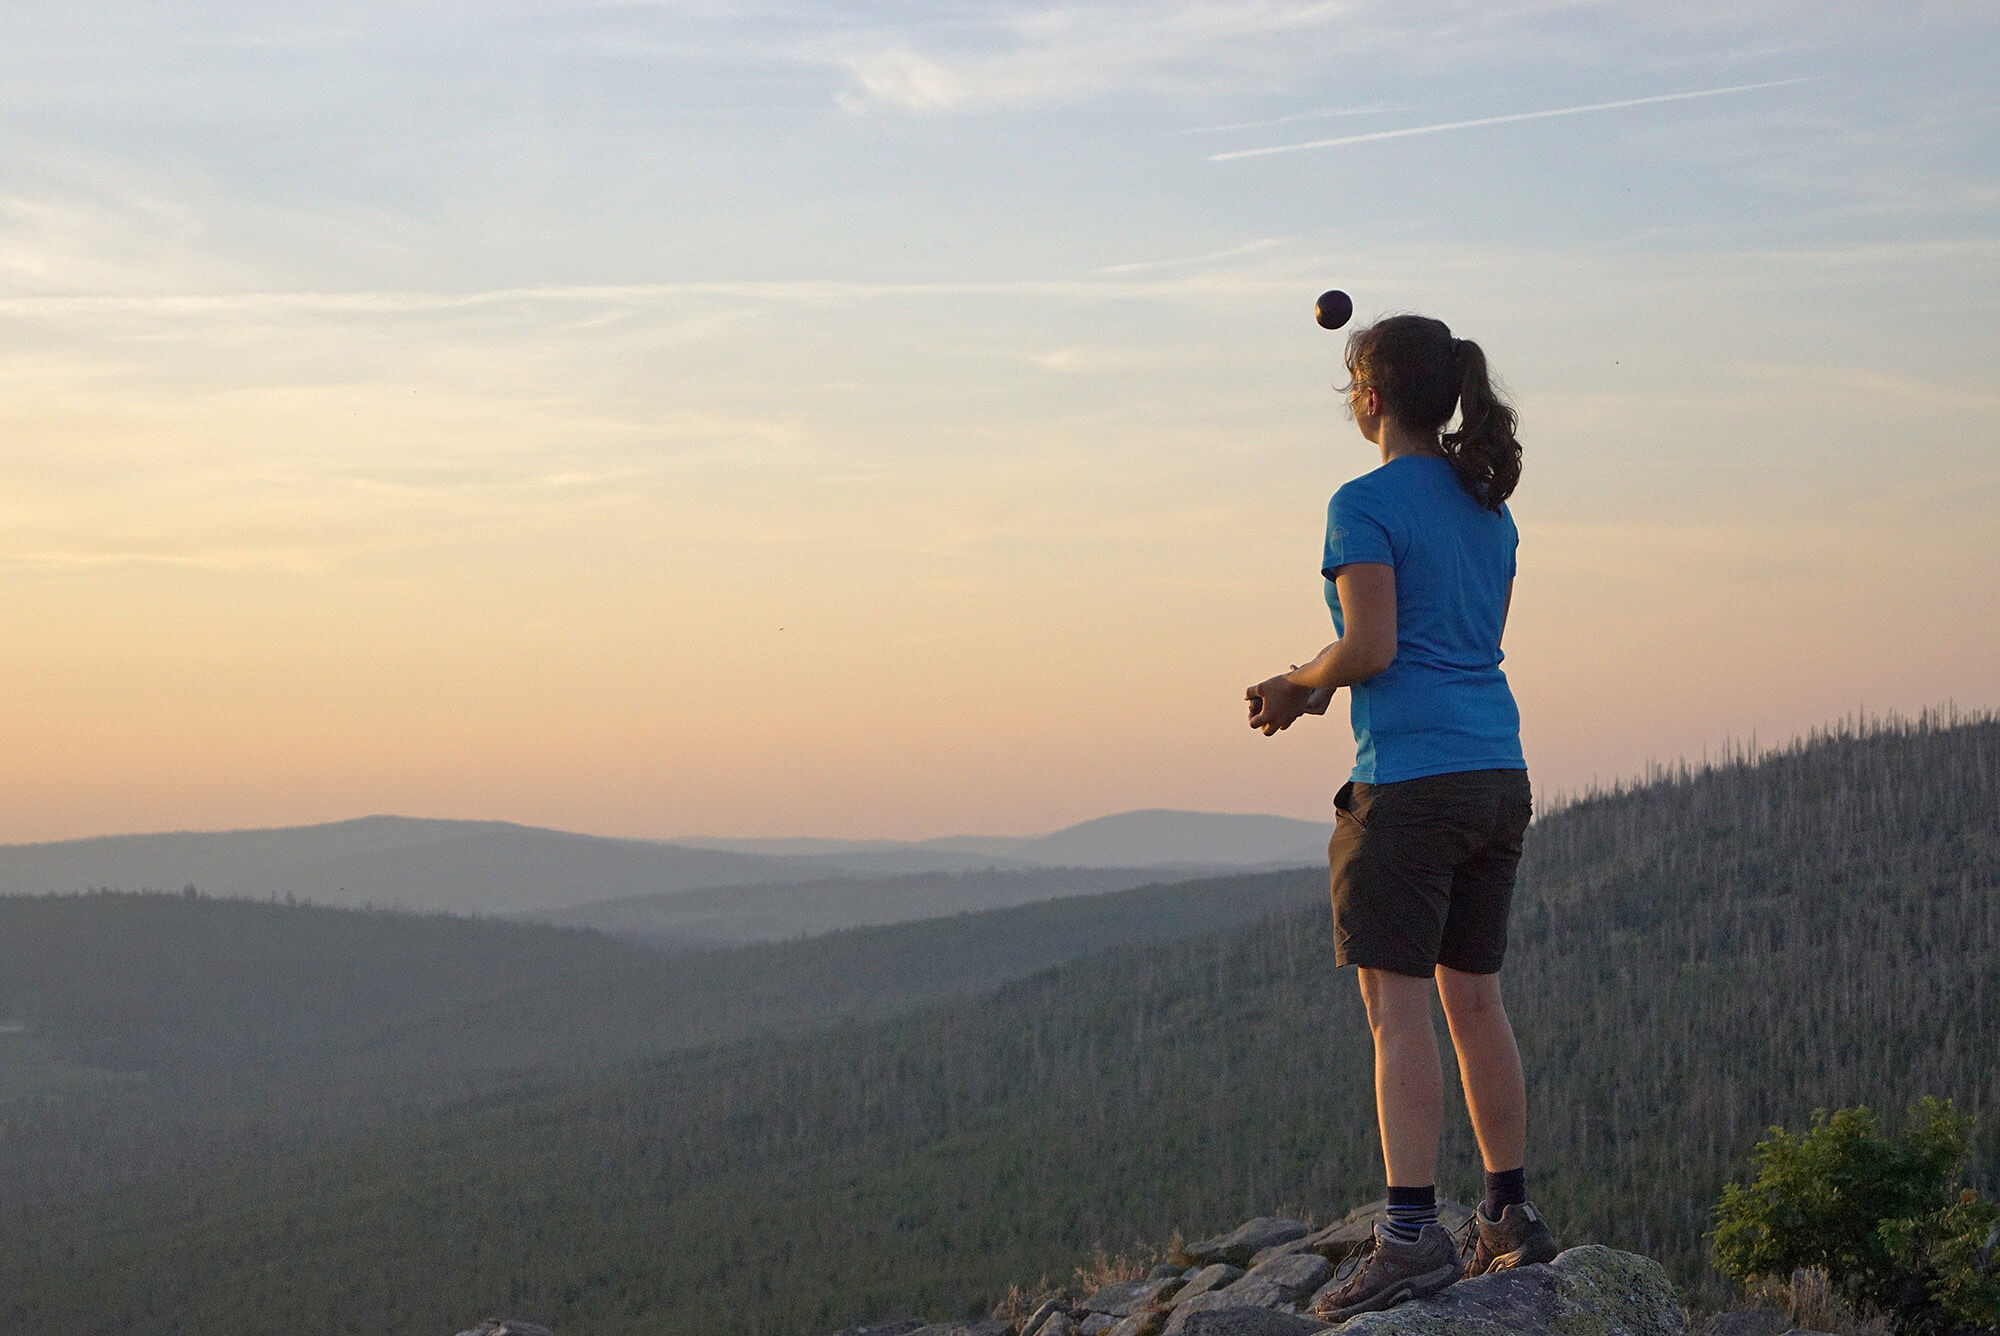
[0,712,1992,1335]
[0,816,813,918]
[539,866,1242,948]
[0,809,1331,919]
[677,809,1333,869]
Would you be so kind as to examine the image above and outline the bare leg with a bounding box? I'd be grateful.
[1358,967,1442,1187]
[1435,964,1525,1174]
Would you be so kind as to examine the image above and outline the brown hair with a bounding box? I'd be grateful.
[1344,313,1521,511]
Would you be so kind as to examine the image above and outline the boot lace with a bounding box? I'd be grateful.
[1455,1211,1481,1265]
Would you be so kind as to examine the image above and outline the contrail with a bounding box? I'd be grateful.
[1178,103,1405,135]
[1209,77,1819,161]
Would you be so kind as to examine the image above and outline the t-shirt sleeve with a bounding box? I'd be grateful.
[1322,483,1396,579]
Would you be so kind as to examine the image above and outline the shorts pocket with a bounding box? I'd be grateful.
[1503,772,1534,832]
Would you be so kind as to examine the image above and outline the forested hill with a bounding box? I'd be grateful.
[0,865,1313,1205]
[0,809,1332,919]
[1,713,1994,1336]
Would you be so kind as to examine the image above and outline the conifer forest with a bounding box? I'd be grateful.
[0,713,1994,1336]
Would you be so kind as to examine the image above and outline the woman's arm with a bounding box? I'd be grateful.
[1285,563,1397,690]
[1246,563,1397,734]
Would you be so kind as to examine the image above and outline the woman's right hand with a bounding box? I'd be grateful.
[1246,675,1314,736]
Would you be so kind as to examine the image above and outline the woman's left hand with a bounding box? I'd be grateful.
[1246,675,1314,736]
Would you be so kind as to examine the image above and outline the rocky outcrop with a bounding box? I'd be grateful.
[1164,1254,1334,1335]
[1175,1264,1248,1305]
[1179,1219,1314,1268]
[1082,1269,1189,1317]
[1177,1312,1328,1336]
[454,1205,1690,1336]
[1334,1245,1682,1336]
[828,1206,1687,1336]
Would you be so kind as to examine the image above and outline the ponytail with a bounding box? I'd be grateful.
[1439,339,1521,512]
[1345,315,1522,513]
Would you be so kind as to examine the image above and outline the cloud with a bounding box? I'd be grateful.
[0,272,1313,324]
[1208,76,1823,159]
[826,1,1376,112]
[1094,236,1294,275]
[1178,103,1406,134]
[816,0,1799,114]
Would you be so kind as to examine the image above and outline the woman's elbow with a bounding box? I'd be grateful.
[1357,642,1397,680]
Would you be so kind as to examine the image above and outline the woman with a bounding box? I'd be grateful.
[1245,314,1557,1320]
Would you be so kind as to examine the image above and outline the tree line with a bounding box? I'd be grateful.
[0,711,1992,1336]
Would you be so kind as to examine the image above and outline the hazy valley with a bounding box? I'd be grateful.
[0,715,1993,1336]
[0,808,1332,927]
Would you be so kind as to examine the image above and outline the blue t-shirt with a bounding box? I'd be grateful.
[1322,454,1525,784]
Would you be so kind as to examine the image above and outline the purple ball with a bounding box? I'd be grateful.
[1314,290,1353,330]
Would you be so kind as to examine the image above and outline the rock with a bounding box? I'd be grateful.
[1023,1299,1067,1336]
[1330,1245,1684,1336]
[1168,1286,1320,1336]
[1107,1311,1168,1336]
[1085,1281,1158,1315]
[1166,1294,1250,1335]
[1697,1314,1792,1336]
[1177,1310,1331,1336]
[1303,1218,1376,1262]
[825,1208,1680,1336]
[1249,1237,1317,1268]
[1175,1264,1247,1305]
[1084,1274,1186,1316]
[1180,1219,1314,1268]
[454,1321,555,1336]
[1227,1253,1335,1308]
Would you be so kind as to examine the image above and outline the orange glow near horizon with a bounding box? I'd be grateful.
[4,282,1993,843]
[4,8,1997,845]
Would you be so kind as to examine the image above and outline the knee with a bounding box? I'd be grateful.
[1359,971,1433,1038]
[1439,989,1497,1026]
[1436,968,1504,1024]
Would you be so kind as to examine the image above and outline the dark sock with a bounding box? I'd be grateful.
[1383,1184,1437,1244]
[1482,1166,1527,1218]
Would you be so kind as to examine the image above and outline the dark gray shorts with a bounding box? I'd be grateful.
[1328,768,1533,977]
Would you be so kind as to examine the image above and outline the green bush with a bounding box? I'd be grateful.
[1711,1098,2000,1333]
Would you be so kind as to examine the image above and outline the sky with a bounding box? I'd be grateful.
[2,1,1996,843]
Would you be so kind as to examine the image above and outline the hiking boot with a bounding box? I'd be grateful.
[1460,1201,1559,1277]
[1308,1221,1463,1321]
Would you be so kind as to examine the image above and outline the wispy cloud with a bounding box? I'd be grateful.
[1209,77,1822,160]
[1094,236,1294,275]
[817,1,1791,114]
[827,2,1383,112]
[0,272,1317,323]
[1178,103,1405,135]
